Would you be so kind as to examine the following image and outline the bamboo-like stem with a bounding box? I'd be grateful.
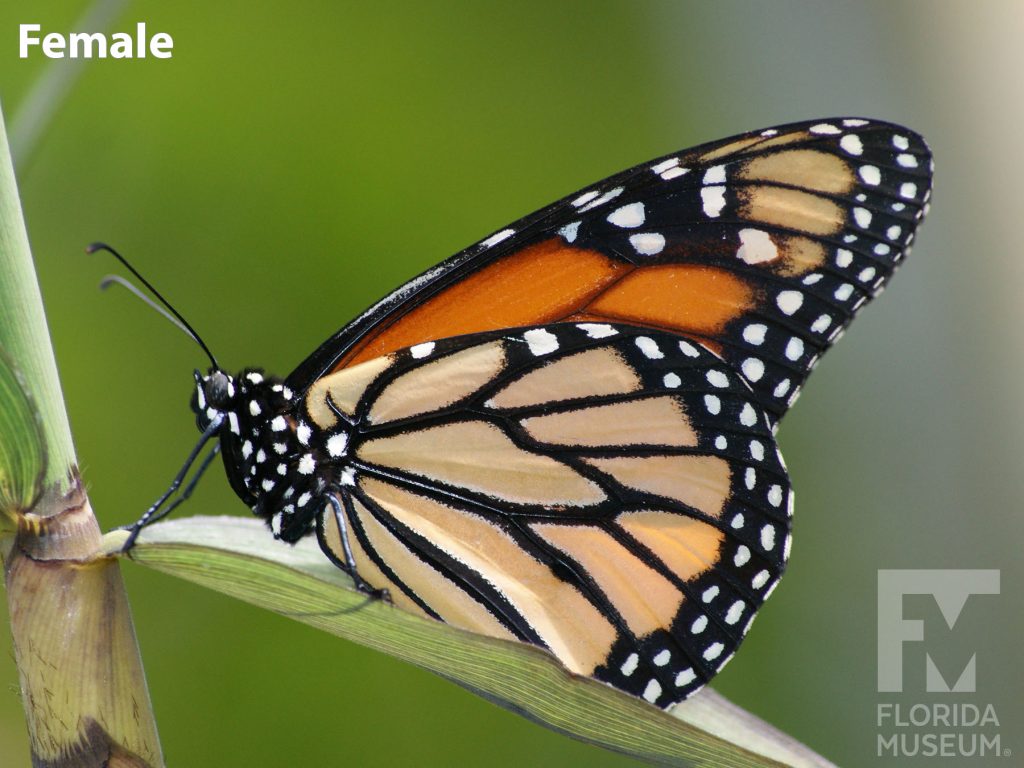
[0,105,164,767]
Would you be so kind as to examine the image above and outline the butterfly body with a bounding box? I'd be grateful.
[162,118,931,710]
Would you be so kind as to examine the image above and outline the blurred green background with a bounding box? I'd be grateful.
[1,1,1021,766]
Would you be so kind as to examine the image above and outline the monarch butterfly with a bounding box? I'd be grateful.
[109,117,932,710]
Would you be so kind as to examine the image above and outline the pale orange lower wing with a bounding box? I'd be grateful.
[291,119,932,427]
[306,323,791,708]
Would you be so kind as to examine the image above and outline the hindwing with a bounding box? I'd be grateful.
[309,323,790,707]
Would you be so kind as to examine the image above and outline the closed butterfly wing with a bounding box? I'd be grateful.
[307,322,789,707]
[289,118,933,427]
[156,118,932,713]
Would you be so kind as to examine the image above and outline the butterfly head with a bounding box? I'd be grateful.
[190,368,322,542]
[192,369,236,432]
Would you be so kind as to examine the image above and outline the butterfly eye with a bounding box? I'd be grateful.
[204,371,232,409]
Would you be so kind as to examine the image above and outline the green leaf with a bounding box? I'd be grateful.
[0,348,45,519]
[122,517,836,768]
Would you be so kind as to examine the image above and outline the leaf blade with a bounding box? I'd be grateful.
[126,516,835,768]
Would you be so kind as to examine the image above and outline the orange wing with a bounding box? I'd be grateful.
[287,118,932,427]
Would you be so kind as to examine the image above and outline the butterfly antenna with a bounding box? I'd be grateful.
[87,242,220,369]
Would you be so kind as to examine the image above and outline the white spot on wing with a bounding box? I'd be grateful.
[749,440,765,461]
[859,165,881,185]
[835,283,855,301]
[743,324,767,345]
[725,601,745,625]
[785,337,804,361]
[524,328,559,355]
[558,221,581,243]
[572,190,599,208]
[651,158,678,174]
[577,323,617,339]
[621,652,639,676]
[628,232,666,255]
[481,229,515,248]
[741,358,764,382]
[643,679,662,703]
[703,165,727,184]
[734,545,751,566]
[578,186,625,212]
[410,341,435,359]
[678,340,700,357]
[703,642,725,661]
[736,228,778,265]
[739,402,757,427]
[706,370,729,388]
[635,336,663,359]
[607,202,645,228]
[675,668,696,687]
[701,187,726,218]
[853,207,872,228]
[840,134,864,155]
[776,290,803,316]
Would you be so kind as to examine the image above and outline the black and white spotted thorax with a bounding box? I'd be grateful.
[193,368,348,543]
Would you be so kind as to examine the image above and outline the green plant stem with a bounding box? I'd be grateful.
[0,112,74,487]
[0,103,164,768]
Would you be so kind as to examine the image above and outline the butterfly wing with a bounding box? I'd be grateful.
[288,118,932,426]
[308,322,789,708]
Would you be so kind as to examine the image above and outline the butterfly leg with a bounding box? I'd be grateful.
[121,416,223,551]
[324,493,391,603]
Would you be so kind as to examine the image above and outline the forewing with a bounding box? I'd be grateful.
[289,118,932,426]
[309,323,791,708]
